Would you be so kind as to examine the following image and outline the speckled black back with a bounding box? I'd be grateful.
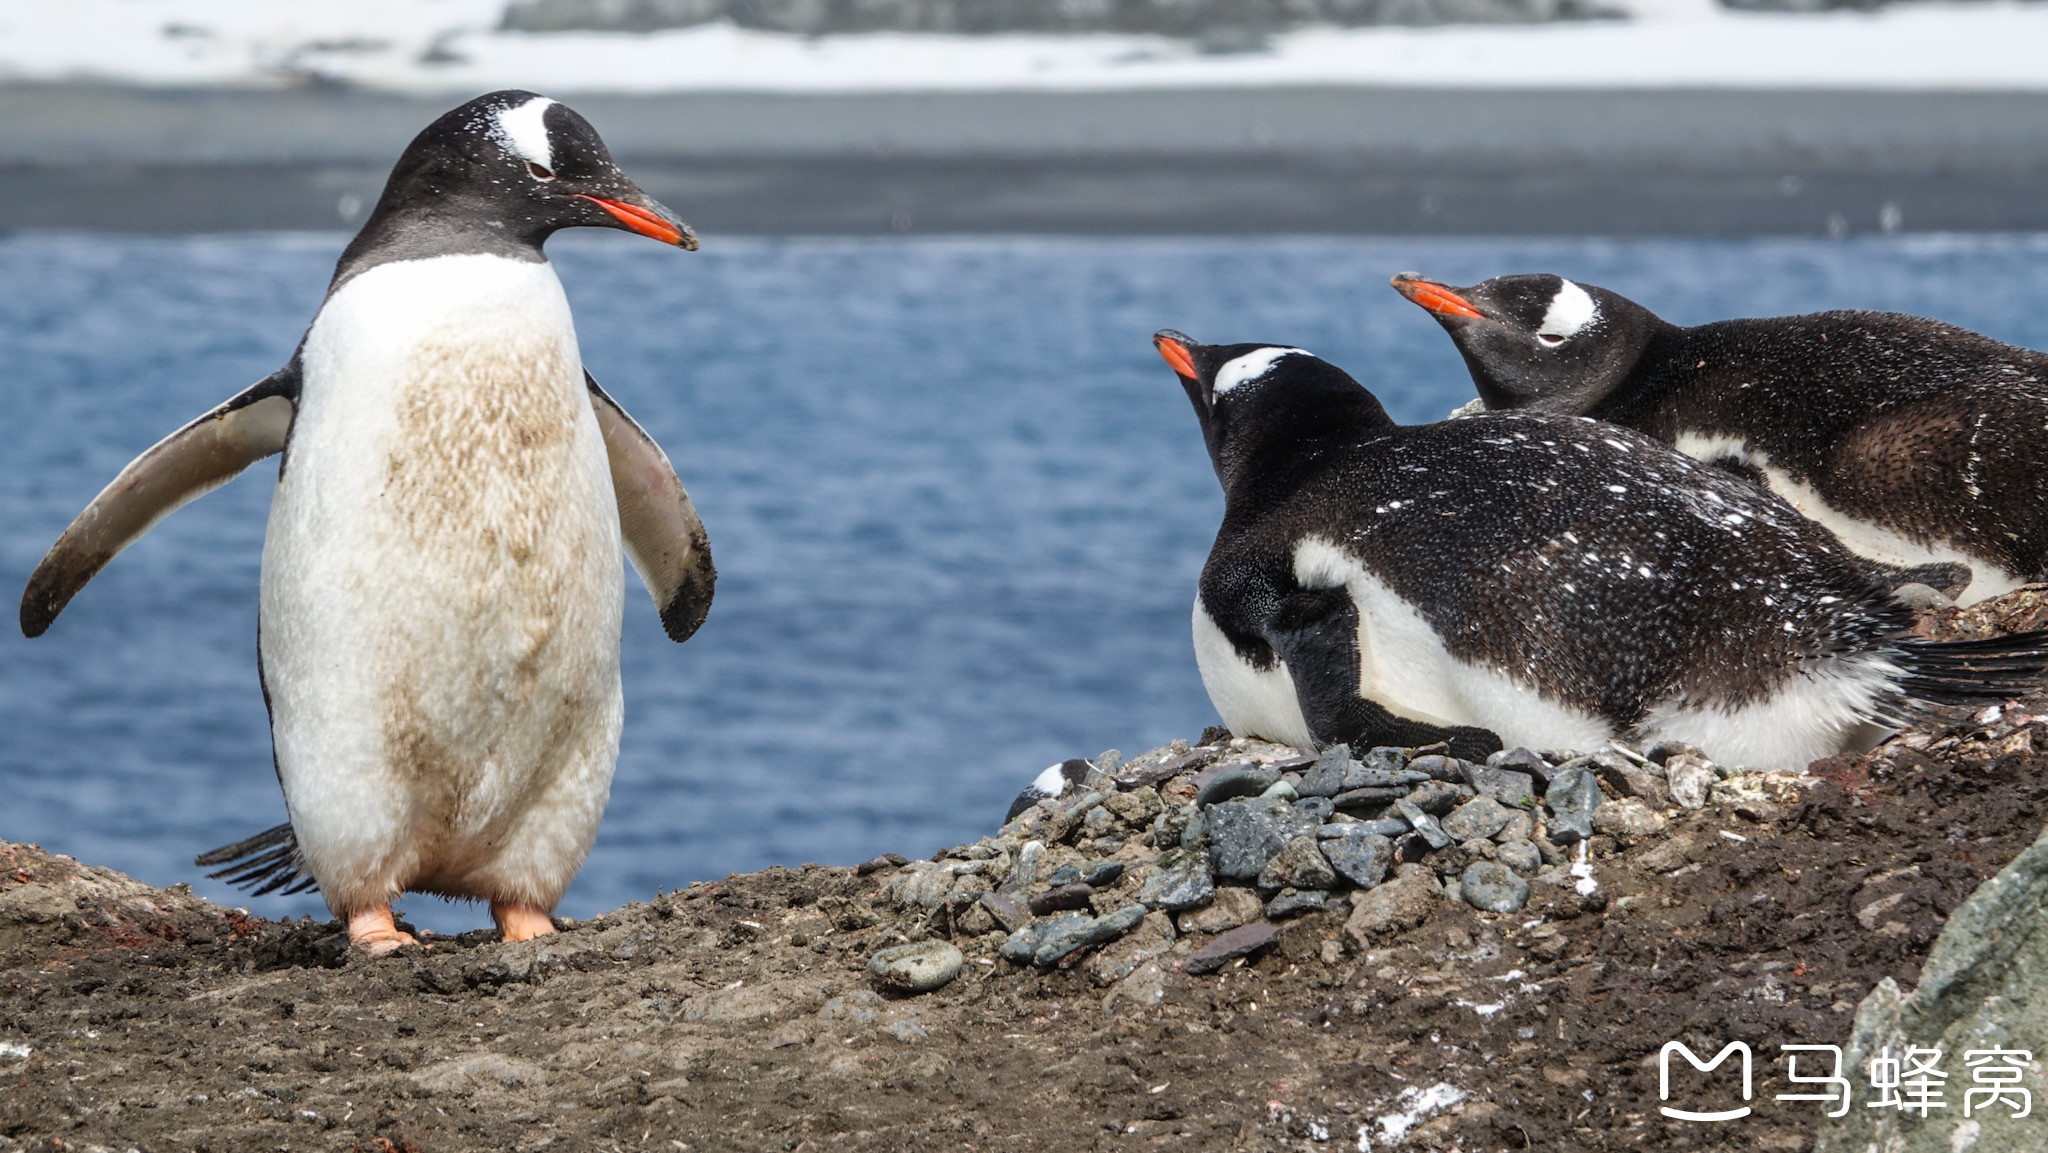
[1202,394,1908,728]
[1599,312,2048,579]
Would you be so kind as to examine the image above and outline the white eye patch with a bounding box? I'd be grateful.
[1214,347,1309,395]
[493,96,558,169]
[1536,279,1598,342]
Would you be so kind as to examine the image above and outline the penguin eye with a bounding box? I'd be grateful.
[525,161,556,181]
[1537,333,1566,347]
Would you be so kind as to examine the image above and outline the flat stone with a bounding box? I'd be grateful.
[1257,835,1337,891]
[856,853,909,876]
[1440,796,1515,842]
[1394,799,1454,849]
[1543,765,1602,845]
[1265,888,1330,919]
[1080,861,1126,888]
[1321,818,1409,839]
[1176,886,1264,935]
[1406,755,1466,783]
[1206,796,1320,881]
[1293,796,1335,823]
[1343,863,1442,945]
[868,939,964,994]
[1191,761,1274,805]
[1645,740,1706,765]
[1258,779,1299,802]
[1461,763,1537,807]
[1296,744,1356,798]
[1028,883,1095,916]
[1460,862,1531,913]
[1666,753,1716,810]
[1331,785,1411,809]
[978,890,1030,933]
[1032,904,1148,968]
[1180,920,1283,974]
[1321,830,1395,889]
[1361,746,1410,774]
[1045,864,1082,887]
[1115,747,1218,789]
[1011,841,1046,890]
[1495,839,1542,873]
[1137,850,1215,912]
[1487,747,1554,786]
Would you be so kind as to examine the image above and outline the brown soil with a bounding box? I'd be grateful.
[5,593,2047,1153]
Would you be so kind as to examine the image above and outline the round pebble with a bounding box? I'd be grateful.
[1460,861,1531,913]
[867,939,964,994]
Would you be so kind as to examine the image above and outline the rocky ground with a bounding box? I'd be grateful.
[4,590,2046,1153]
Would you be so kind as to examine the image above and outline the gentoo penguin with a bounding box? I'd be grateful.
[1004,759,1094,823]
[1155,329,2047,770]
[1391,270,2048,605]
[21,91,716,955]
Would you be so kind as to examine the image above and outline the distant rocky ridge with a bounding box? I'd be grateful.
[501,0,1621,39]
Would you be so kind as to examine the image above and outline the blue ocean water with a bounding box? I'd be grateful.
[5,231,2048,934]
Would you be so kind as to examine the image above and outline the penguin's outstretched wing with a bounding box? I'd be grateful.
[1268,585,1504,761]
[585,372,715,642]
[20,363,300,638]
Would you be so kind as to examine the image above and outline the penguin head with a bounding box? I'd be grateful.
[1154,330,1392,486]
[1391,272,1658,412]
[352,90,696,257]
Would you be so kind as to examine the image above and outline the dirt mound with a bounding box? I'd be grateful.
[5,601,2047,1151]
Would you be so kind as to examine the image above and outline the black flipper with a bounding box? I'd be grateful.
[1268,586,1504,761]
[21,362,299,637]
[586,372,715,643]
[194,823,317,896]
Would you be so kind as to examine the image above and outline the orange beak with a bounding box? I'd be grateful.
[1155,336,1199,379]
[577,194,697,249]
[1391,274,1485,320]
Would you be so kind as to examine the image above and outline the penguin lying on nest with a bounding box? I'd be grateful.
[22,91,715,954]
[1154,329,2047,771]
[1392,271,2048,606]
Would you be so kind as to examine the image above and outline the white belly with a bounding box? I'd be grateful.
[1673,431,2023,606]
[1292,537,1616,752]
[259,254,625,914]
[1193,596,1315,749]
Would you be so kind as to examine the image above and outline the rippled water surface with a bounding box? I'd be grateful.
[5,232,2047,931]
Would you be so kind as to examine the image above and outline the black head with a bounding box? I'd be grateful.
[1153,329,1393,490]
[334,90,695,285]
[1391,272,1663,413]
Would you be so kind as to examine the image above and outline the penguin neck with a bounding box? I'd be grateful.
[1214,388,1395,501]
[329,201,550,294]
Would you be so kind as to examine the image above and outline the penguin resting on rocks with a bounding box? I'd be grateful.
[1392,270,2048,605]
[21,91,716,954]
[1154,329,2047,771]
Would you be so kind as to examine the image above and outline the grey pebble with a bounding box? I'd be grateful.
[1081,861,1126,888]
[1322,831,1395,889]
[1495,839,1542,874]
[1265,888,1331,919]
[1544,765,1602,845]
[1461,763,1536,807]
[869,939,965,993]
[1195,765,1280,807]
[1137,850,1216,912]
[1045,864,1081,887]
[1320,818,1410,839]
[1000,911,1089,964]
[1258,780,1300,802]
[1460,861,1532,913]
[1406,755,1467,783]
[1405,780,1464,816]
[1031,904,1148,967]
[1441,796,1515,842]
[1207,796,1320,881]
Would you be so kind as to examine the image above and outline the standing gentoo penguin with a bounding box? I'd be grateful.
[20,91,716,955]
[1155,329,2047,770]
[1391,270,2048,604]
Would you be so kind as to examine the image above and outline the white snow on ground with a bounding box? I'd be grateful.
[2,0,2047,93]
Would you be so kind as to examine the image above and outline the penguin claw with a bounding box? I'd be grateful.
[347,905,422,956]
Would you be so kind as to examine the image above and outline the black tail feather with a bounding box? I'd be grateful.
[1895,629,2048,708]
[194,822,316,896]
